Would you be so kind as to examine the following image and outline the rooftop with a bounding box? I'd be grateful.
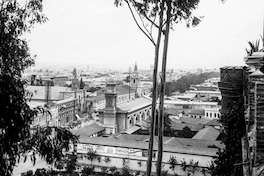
[117,97,152,113]
[71,123,105,137]
[192,126,220,140]
[78,134,222,157]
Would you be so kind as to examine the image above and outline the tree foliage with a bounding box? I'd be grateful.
[209,99,245,176]
[154,113,175,137]
[0,0,78,175]
[167,71,219,93]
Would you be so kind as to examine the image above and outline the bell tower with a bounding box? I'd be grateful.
[130,62,141,97]
[103,82,118,134]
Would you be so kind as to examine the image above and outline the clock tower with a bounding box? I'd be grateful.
[130,62,141,97]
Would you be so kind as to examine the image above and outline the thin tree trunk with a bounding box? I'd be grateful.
[156,1,171,176]
[146,2,164,176]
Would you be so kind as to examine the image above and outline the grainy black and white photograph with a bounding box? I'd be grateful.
[1,0,264,175]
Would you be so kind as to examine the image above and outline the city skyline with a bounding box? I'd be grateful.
[25,0,264,70]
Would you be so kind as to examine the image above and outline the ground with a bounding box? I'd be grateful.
[12,155,50,176]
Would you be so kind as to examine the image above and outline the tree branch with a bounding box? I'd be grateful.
[130,0,160,29]
[131,3,156,44]
[125,0,156,46]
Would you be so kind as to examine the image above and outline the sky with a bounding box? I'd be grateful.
[25,0,264,71]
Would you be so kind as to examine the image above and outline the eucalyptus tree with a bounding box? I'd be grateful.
[114,0,203,175]
[0,1,77,175]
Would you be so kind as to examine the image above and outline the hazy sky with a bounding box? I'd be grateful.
[25,0,264,71]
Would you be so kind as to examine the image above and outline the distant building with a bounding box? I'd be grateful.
[204,107,220,119]
[54,97,78,126]
[164,100,218,110]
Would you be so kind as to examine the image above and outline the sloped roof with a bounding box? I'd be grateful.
[192,126,220,140]
[112,134,149,142]
[164,137,184,146]
[117,97,151,113]
[188,109,205,116]
[121,126,141,134]
[78,135,222,157]
[197,118,212,125]
[71,123,104,137]
[205,119,220,126]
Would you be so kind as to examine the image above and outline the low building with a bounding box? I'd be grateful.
[68,134,223,175]
[71,123,105,137]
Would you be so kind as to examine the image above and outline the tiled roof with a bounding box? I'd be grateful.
[205,119,220,126]
[78,135,222,157]
[71,123,105,137]
[192,126,220,140]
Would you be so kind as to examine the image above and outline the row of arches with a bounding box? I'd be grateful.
[127,107,152,128]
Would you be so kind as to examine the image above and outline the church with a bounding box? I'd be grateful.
[97,82,152,135]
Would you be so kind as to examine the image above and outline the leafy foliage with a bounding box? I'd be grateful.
[245,36,264,56]
[0,0,46,175]
[168,155,178,173]
[26,126,78,165]
[0,1,78,175]
[175,126,194,138]
[86,149,98,165]
[81,166,95,176]
[209,99,245,176]
[65,153,78,174]
[167,72,220,94]
[154,113,175,136]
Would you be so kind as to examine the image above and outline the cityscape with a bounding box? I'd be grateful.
[1,0,264,176]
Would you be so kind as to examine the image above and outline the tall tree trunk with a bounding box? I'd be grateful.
[146,2,164,176]
[156,1,171,176]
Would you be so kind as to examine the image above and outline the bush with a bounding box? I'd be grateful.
[81,166,94,176]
